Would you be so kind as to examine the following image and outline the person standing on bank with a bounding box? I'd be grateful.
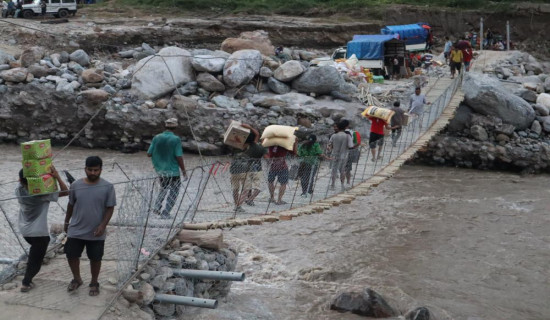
[64,156,116,296]
[147,118,187,219]
[16,166,69,292]
[39,0,46,17]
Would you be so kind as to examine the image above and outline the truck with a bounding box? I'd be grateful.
[21,0,77,19]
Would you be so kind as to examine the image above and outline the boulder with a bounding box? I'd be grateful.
[267,77,291,94]
[81,68,105,83]
[259,66,273,78]
[539,116,550,133]
[470,125,489,141]
[544,77,550,92]
[533,104,549,116]
[80,89,110,103]
[292,66,347,95]
[536,93,550,110]
[223,49,262,88]
[191,55,226,73]
[140,283,155,305]
[298,50,320,61]
[330,288,397,318]
[180,140,222,155]
[0,50,16,65]
[531,120,542,135]
[27,65,50,78]
[448,104,473,132]
[19,47,45,68]
[172,95,198,112]
[524,60,544,75]
[405,307,431,320]
[250,92,314,108]
[212,95,240,109]
[273,60,305,82]
[220,30,275,56]
[462,73,535,129]
[517,89,538,103]
[0,68,28,83]
[131,46,194,99]
[196,73,225,92]
[69,49,90,66]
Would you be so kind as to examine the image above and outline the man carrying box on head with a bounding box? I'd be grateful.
[64,156,116,297]
[16,165,69,293]
[147,118,188,219]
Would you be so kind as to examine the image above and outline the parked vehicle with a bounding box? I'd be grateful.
[21,0,77,18]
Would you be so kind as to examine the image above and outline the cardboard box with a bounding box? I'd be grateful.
[402,113,410,126]
[223,121,250,150]
[27,174,58,195]
[21,139,52,160]
[22,158,52,178]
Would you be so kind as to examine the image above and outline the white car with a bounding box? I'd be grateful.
[21,0,77,18]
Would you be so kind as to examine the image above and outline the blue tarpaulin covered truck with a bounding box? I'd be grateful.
[381,23,430,51]
[345,34,406,73]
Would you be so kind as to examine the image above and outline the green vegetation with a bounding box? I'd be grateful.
[114,0,550,15]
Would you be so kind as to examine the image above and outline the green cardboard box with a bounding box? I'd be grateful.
[26,174,58,195]
[22,158,52,178]
[21,139,52,160]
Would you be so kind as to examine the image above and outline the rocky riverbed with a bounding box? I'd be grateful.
[414,51,550,173]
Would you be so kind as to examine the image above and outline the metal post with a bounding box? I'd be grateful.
[480,17,484,51]
[506,20,510,51]
[172,269,245,281]
[154,294,218,309]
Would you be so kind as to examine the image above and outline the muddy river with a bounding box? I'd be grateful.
[1,145,548,319]
[182,166,550,320]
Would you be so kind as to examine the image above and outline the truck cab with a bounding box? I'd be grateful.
[21,0,77,18]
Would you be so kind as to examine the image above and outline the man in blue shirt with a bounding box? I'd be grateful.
[147,118,187,219]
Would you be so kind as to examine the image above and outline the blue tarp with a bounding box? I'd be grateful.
[381,23,428,45]
[346,34,398,60]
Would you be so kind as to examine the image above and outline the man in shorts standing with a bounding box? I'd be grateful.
[64,156,116,296]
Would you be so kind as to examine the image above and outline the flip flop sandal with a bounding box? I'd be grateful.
[67,279,83,292]
[20,282,35,292]
[89,283,100,296]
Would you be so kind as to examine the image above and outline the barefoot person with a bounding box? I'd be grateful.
[16,166,68,292]
[64,156,116,296]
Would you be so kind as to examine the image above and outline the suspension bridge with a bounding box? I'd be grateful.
[0,68,465,319]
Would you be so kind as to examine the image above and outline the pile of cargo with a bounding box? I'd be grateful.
[21,139,57,195]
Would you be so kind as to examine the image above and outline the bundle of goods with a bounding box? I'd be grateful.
[261,125,298,151]
[361,106,395,123]
[21,139,57,195]
[223,120,251,150]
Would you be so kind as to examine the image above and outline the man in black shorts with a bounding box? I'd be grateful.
[64,156,116,296]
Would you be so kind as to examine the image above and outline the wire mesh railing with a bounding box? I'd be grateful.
[0,73,463,295]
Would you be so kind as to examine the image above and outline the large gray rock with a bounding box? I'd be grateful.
[267,77,290,94]
[69,49,90,66]
[448,104,473,132]
[27,65,50,78]
[131,47,194,99]
[0,50,16,65]
[223,49,262,88]
[544,77,550,92]
[539,116,550,133]
[259,66,273,78]
[292,66,347,95]
[20,47,45,68]
[517,89,538,103]
[0,68,28,83]
[470,125,489,141]
[273,60,305,82]
[531,120,542,135]
[191,55,226,73]
[463,73,535,129]
[250,92,314,108]
[536,93,550,110]
[196,73,225,92]
[330,288,397,317]
[533,104,549,116]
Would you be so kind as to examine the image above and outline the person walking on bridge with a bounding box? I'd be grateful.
[408,87,431,129]
[64,156,116,296]
[450,45,463,79]
[147,118,187,219]
[16,166,68,292]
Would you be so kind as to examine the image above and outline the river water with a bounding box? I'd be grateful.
[181,166,550,320]
[1,145,549,319]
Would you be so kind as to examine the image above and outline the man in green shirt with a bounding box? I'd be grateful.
[147,118,187,219]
